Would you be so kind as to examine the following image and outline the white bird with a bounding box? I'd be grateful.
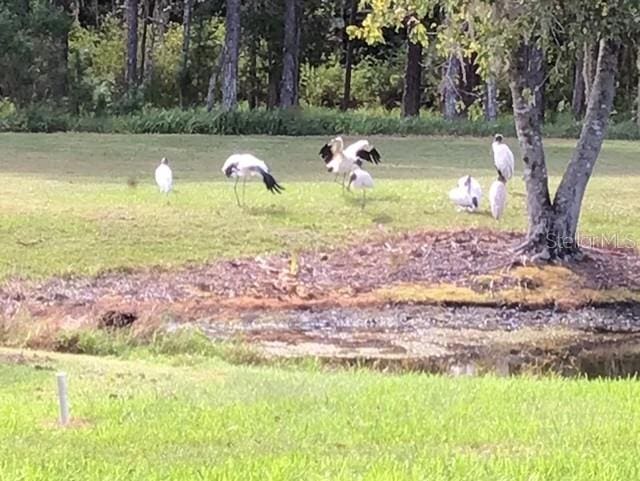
[347,161,374,209]
[448,175,482,212]
[489,178,507,220]
[221,153,284,207]
[155,157,173,195]
[491,134,515,182]
[319,136,381,188]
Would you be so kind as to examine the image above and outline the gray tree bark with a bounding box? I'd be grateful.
[178,0,193,108]
[510,39,619,260]
[442,55,461,119]
[206,45,225,112]
[248,33,259,109]
[527,44,545,125]
[637,47,640,129]
[52,0,72,98]
[267,60,280,109]
[157,0,170,43]
[139,0,151,85]
[341,0,357,111]
[582,42,598,109]
[509,41,553,256]
[552,39,620,255]
[279,0,301,108]
[142,0,157,86]
[571,48,585,119]
[125,0,139,89]
[484,77,498,121]
[402,39,422,117]
[220,0,240,111]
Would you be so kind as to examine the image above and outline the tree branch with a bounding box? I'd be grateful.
[552,39,620,235]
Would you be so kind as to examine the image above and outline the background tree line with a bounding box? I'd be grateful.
[0,0,639,130]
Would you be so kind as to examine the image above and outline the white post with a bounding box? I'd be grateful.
[56,372,70,426]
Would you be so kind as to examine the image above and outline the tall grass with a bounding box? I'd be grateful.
[2,105,639,139]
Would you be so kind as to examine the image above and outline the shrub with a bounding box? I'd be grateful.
[0,105,638,140]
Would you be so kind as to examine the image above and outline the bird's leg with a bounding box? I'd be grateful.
[342,173,347,191]
[242,177,247,206]
[233,176,241,207]
[334,173,340,184]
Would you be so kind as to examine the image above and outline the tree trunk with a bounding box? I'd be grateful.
[527,44,545,125]
[53,0,72,99]
[248,32,259,109]
[267,62,280,109]
[179,0,193,108]
[637,47,640,129]
[125,0,139,89]
[341,0,357,111]
[510,39,619,261]
[70,0,79,21]
[442,55,461,119]
[220,0,240,111]
[206,45,225,112]
[552,39,620,255]
[279,0,301,108]
[139,0,150,85]
[142,0,157,86]
[509,41,553,258]
[582,42,598,109]
[402,39,422,117]
[571,48,585,120]
[484,77,498,121]
[157,0,169,43]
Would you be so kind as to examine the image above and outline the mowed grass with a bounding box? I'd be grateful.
[1,133,639,279]
[1,349,640,480]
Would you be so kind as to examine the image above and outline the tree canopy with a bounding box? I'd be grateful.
[351,0,640,260]
[0,0,638,123]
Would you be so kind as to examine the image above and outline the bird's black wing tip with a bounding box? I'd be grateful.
[269,182,285,194]
[357,148,381,165]
[262,171,285,194]
[370,148,381,164]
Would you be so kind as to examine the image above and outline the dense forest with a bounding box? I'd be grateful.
[0,0,639,134]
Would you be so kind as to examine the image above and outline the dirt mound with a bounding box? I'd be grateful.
[1,229,640,323]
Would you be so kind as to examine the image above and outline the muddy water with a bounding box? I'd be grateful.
[197,304,640,378]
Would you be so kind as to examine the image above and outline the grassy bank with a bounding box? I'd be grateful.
[1,348,640,480]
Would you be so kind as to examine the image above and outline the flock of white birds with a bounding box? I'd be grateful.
[448,134,515,220]
[154,133,514,215]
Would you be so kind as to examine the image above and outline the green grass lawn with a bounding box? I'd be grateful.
[1,133,639,279]
[1,348,640,481]
[3,135,640,481]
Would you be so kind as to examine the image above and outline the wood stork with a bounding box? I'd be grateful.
[448,175,482,212]
[489,178,507,220]
[221,153,284,207]
[319,136,381,188]
[492,134,515,182]
[155,157,173,196]
[347,161,374,209]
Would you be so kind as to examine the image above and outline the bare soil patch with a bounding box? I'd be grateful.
[2,229,639,322]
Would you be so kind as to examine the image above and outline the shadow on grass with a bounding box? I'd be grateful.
[244,204,288,217]
[342,192,403,207]
[371,214,394,224]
